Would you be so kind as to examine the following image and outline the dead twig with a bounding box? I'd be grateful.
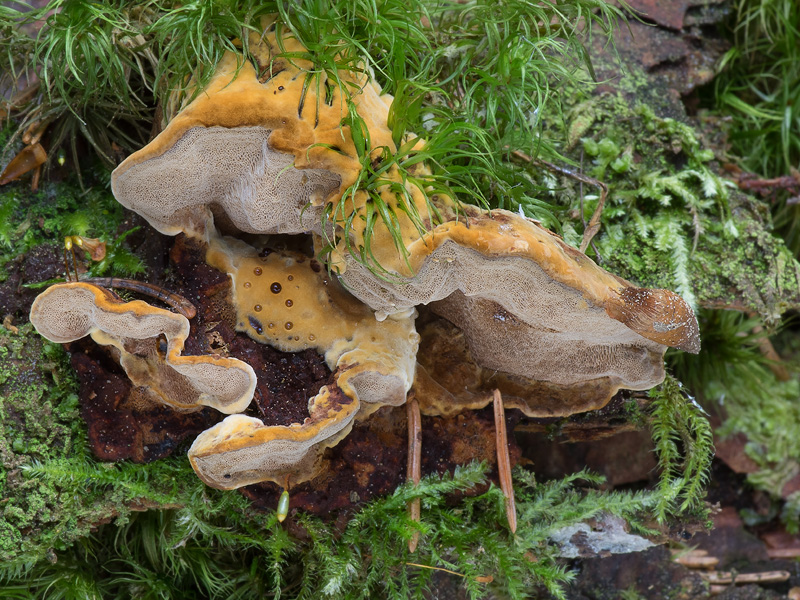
[80,277,197,319]
[405,562,493,583]
[493,389,517,534]
[406,393,422,553]
[736,168,800,203]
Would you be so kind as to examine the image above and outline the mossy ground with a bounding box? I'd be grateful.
[0,323,129,564]
[2,2,800,598]
[536,64,800,323]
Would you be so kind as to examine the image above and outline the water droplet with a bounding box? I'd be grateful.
[271,282,282,293]
[285,299,293,307]
[254,304,262,312]
[254,267,262,276]
[294,336,300,341]
[285,322,293,330]
[278,85,284,91]
[308,334,316,341]
[268,322,275,329]
[243,281,251,288]
[287,275,294,281]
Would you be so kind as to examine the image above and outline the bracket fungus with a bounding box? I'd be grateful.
[29,282,256,413]
[110,27,398,240]
[338,205,700,417]
[188,237,418,489]
[25,23,701,510]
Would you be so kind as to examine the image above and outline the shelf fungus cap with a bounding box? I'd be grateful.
[340,208,700,415]
[110,28,398,239]
[189,238,419,489]
[189,359,414,489]
[29,282,256,413]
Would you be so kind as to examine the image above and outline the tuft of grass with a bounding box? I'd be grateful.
[1,0,629,276]
[714,0,800,178]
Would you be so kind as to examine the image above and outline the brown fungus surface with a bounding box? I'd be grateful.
[29,282,256,414]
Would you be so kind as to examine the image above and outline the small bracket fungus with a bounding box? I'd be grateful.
[187,238,419,489]
[29,282,256,413]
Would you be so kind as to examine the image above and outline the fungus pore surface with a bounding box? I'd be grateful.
[110,28,406,241]
[29,282,256,413]
[187,237,419,489]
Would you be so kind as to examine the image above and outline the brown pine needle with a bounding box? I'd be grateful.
[701,570,790,585]
[405,562,493,583]
[406,393,422,553]
[493,389,517,534]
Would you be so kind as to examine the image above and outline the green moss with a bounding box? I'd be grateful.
[529,88,800,320]
[1,459,669,599]
[0,323,191,566]
[0,174,146,284]
[0,322,81,562]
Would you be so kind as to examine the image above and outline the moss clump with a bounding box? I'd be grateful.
[0,323,193,567]
[531,91,800,322]
[0,323,92,563]
[2,458,669,599]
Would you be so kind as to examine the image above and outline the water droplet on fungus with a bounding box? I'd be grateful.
[268,322,275,329]
[244,281,251,288]
[285,299,293,307]
[254,267,263,276]
[285,322,293,330]
[254,304,262,312]
[287,275,294,281]
[271,282,282,293]
[308,334,316,341]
